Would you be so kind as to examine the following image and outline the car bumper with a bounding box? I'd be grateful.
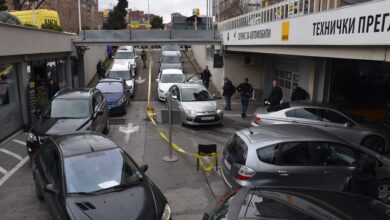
[108,104,126,114]
[182,113,223,126]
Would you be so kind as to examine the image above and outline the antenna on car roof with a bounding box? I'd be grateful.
[247,126,254,135]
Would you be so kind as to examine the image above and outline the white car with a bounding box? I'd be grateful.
[162,50,181,58]
[114,46,139,74]
[162,45,181,57]
[156,69,185,101]
[107,63,135,96]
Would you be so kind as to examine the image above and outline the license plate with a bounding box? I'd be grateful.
[201,116,215,120]
[224,158,231,170]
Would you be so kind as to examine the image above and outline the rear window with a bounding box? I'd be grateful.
[257,144,278,164]
[225,134,248,164]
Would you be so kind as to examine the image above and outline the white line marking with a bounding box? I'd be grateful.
[0,167,7,175]
[0,148,23,161]
[0,156,29,187]
[12,139,26,146]
[0,130,24,148]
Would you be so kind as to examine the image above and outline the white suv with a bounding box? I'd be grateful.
[114,46,139,74]
[156,69,185,101]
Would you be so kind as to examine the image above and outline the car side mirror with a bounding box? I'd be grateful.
[171,95,177,100]
[344,122,354,127]
[44,184,57,194]
[140,164,148,172]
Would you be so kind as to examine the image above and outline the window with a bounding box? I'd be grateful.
[319,109,350,124]
[225,134,248,165]
[257,144,279,164]
[280,142,318,165]
[316,142,360,166]
[286,108,319,120]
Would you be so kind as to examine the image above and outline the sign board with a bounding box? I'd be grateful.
[130,20,140,29]
[193,8,200,16]
[222,0,390,46]
[103,9,109,18]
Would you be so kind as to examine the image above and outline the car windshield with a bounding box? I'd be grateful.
[115,51,134,59]
[43,98,90,119]
[96,82,123,93]
[161,74,185,83]
[64,148,142,194]
[181,87,213,102]
[109,71,132,80]
[163,45,180,51]
[162,56,180,64]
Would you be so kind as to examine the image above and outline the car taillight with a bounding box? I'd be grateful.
[253,115,261,122]
[235,165,255,181]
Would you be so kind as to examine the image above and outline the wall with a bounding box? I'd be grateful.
[82,46,107,86]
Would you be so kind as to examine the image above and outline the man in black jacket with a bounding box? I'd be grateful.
[291,84,308,101]
[222,77,235,111]
[237,78,253,118]
[200,65,212,89]
[267,79,283,106]
[97,59,105,79]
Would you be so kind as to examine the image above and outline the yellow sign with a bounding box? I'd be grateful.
[103,9,109,18]
[282,21,290,42]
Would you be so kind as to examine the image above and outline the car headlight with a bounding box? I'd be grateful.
[159,88,164,93]
[116,96,126,106]
[184,109,197,116]
[161,204,171,220]
[217,109,223,114]
[27,132,37,142]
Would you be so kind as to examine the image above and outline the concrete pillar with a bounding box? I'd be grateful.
[77,52,85,88]
[65,56,73,88]
[17,61,31,129]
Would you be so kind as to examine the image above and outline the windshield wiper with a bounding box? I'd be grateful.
[92,179,142,193]
[68,191,96,196]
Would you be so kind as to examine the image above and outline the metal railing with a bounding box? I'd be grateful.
[218,0,375,31]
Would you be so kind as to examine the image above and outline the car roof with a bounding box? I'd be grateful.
[110,63,129,71]
[55,88,94,99]
[52,132,118,157]
[98,78,123,83]
[240,124,343,144]
[161,69,184,75]
[117,46,133,51]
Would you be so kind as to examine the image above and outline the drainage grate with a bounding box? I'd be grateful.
[109,117,127,125]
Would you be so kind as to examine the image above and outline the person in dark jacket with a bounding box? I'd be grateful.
[350,156,378,199]
[267,79,283,106]
[237,77,253,118]
[97,59,105,79]
[222,77,235,111]
[47,78,60,99]
[200,66,212,89]
[291,84,308,101]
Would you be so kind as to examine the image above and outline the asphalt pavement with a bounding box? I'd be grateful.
[0,50,261,220]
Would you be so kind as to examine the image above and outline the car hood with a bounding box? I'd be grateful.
[65,181,166,220]
[113,59,135,66]
[32,117,90,135]
[182,101,218,112]
[103,93,123,103]
[160,63,182,70]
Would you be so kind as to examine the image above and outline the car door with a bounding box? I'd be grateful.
[91,93,103,132]
[37,141,65,219]
[270,141,325,188]
[316,109,358,145]
[315,141,360,191]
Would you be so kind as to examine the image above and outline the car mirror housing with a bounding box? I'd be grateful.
[140,164,149,173]
[44,184,57,194]
[344,122,354,127]
[171,95,178,100]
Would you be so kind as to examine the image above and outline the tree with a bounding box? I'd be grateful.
[41,21,63,32]
[0,12,21,25]
[0,0,8,11]
[150,16,164,29]
[12,0,24,10]
[103,0,128,30]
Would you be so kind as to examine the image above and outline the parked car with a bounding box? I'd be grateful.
[26,88,109,158]
[251,102,390,153]
[203,186,390,220]
[32,132,171,220]
[168,84,223,126]
[114,46,139,74]
[161,45,181,57]
[107,63,135,96]
[159,54,183,71]
[156,69,185,101]
[221,124,390,204]
[96,78,130,115]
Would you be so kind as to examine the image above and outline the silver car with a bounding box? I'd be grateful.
[251,102,390,153]
[168,84,223,126]
[221,124,390,203]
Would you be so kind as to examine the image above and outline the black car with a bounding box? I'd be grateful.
[204,187,390,220]
[26,88,109,158]
[96,78,131,115]
[32,132,171,220]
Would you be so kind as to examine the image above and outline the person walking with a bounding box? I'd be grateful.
[47,78,60,99]
[200,65,212,89]
[291,84,308,101]
[141,49,147,68]
[349,156,379,199]
[237,77,253,119]
[97,59,105,79]
[222,77,235,111]
[266,79,283,106]
[107,45,113,59]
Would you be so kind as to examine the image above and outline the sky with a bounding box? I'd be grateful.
[99,0,210,23]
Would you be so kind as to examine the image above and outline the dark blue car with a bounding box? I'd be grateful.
[96,78,130,115]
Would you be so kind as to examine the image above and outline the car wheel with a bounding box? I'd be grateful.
[103,118,109,135]
[34,177,44,201]
[361,136,385,154]
[378,180,390,204]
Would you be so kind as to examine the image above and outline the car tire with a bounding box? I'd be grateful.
[361,136,385,154]
[378,180,390,204]
[34,177,44,201]
[103,118,109,135]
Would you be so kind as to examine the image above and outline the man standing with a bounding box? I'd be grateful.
[237,77,253,118]
[291,84,308,101]
[141,49,147,68]
[222,77,235,111]
[97,59,105,79]
[200,65,212,89]
[267,79,283,106]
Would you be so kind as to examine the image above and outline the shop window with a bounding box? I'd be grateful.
[0,65,12,108]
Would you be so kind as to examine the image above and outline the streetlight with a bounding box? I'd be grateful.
[78,0,82,33]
